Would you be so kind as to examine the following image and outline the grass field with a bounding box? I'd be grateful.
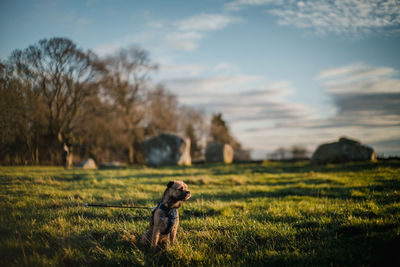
[1,161,400,266]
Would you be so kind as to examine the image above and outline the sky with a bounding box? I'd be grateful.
[1,0,400,159]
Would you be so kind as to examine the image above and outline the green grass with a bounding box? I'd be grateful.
[1,161,399,266]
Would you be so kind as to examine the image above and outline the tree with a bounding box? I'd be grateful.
[268,145,308,160]
[291,145,308,160]
[71,93,125,163]
[268,147,290,160]
[144,85,178,137]
[8,37,104,164]
[208,113,251,161]
[209,113,232,144]
[103,46,157,163]
[0,62,30,164]
[179,106,206,160]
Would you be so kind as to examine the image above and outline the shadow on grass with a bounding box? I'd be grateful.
[115,171,207,180]
[199,160,400,176]
[27,160,398,186]
[193,176,400,203]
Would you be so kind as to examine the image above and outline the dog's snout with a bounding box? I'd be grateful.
[186,190,190,195]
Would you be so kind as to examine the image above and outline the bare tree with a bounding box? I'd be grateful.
[291,145,308,160]
[103,46,157,163]
[0,62,30,164]
[178,106,206,160]
[9,37,104,164]
[144,85,178,137]
[268,146,308,160]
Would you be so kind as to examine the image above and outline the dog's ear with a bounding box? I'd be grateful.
[167,181,175,188]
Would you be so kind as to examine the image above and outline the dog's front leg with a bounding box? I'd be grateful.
[151,226,160,249]
[151,211,161,248]
[169,217,179,245]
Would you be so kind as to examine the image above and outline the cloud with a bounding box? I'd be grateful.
[164,31,204,51]
[240,63,400,157]
[332,93,400,125]
[175,13,241,31]
[225,0,280,11]
[270,0,400,36]
[163,75,314,125]
[226,0,400,36]
[282,63,400,130]
[164,74,262,94]
[95,12,242,54]
[304,63,400,155]
[166,13,241,51]
[318,63,400,95]
[158,63,400,158]
[317,63,366,80]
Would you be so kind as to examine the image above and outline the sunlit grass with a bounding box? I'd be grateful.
[1,161,399,266]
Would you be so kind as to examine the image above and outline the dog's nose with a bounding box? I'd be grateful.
[186,190,190,195]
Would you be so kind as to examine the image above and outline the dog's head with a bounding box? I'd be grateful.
[162,180,191,208]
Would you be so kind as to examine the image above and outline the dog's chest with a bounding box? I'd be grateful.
[159,206,178,235]
[160,215,169,225]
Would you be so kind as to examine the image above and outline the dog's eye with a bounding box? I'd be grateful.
[178,188,183,191]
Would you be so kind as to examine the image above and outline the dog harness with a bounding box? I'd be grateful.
[152,203,178,235]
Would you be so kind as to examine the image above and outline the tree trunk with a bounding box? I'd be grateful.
[35,146,39,165]
[129,143,134,164]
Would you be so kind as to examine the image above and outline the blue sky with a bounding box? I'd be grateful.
[1,0,400,158]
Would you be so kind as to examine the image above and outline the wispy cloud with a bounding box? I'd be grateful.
[175,13,241,31]
[311,63,400,137]
[226,0,400,36]
[273,63,400,130]
[318,63,400,94]
[95,12,242,54]
[225,0,280,11]
[239,63,400,157]
[167,13,241,51]
[164,31,204,51]
[269,0,400,36]
[163,75,261,97]
[163,74,315,128]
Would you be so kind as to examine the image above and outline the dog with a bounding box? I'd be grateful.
[141,180,191,248]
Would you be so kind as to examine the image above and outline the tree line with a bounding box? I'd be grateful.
[0,37,249,165]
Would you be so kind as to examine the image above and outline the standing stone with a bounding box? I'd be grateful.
[62,144,69,168]
[62,143,72,169]
[205,143,234,163]
[78,158,97,169]
[141,133,191,166]
[311,137,377,164]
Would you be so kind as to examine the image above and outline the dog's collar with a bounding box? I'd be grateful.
[159,203,173,213]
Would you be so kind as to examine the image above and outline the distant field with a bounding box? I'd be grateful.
[1,161,399,266]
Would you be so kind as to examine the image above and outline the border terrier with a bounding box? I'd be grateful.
[141,180,191,248]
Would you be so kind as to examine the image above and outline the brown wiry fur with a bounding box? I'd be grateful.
[141,180,191,248]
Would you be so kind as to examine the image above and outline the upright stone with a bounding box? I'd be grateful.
[205,143,234,163]
[78,158,97,169]
[141,133,191,166]
[311,137,377,164]
[62,143,70,169]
